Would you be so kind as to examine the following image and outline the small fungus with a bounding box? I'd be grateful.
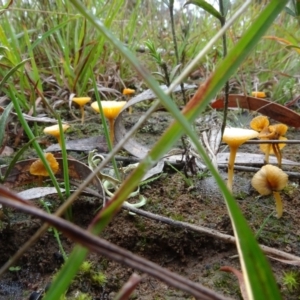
[222,127,259,191]
[250,115,269,132]
[250,116,288,167]
[122,88,135,96]
[72,96,91,124]
[91,101,126,144]
[29,152,59,185]
[251,164,288,218]
[251,91,266,98]
[123,88,135,114]
[43,124,70,148]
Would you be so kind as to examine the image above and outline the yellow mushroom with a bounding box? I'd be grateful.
[43,124,70,148]
[250,116,272,164]
[29,152,59,185]
[123,88,135,114]
[223,127,259,192]
[122,88,135,96]
[263,125,288,168]
[251,91,266,98]
[250,116,269,132]
[251,116,288,167]
[251,164,288,218]
[72,97,91,124]
[91,101,126,145]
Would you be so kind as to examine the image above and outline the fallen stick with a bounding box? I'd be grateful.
[122,204,300,264]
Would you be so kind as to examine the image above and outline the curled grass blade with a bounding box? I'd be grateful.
[0,58,30,91]
[184,0,223,22]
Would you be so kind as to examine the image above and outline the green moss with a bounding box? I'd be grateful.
[282,271,299,291]
[91,272,107,286]
[72,292,92,300]
[171,213,184,221]
[79,261,93,274]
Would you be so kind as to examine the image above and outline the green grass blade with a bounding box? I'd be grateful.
[28,18,77,52]
[0,58,30,91]
[184,0,223,22]
[0,102,13,148]
[0,137,37,183]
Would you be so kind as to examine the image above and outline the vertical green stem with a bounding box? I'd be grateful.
[58,117,72,220]
[219,0,229,136]
[40,200,67,261]
[168,0,186,103]
[91,71,120,180]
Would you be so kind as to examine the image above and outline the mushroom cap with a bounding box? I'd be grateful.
[91,101,127,119]
[72,97,91,106]
[29,153,59,176]
[43,124,70,138]
[258,123,288,140]
[251,164,288,195]
[251,91,266,98]
[122,88,135,96]
[222,127,259,148]
[260,136,287,154]
[269,124,288,137]
[250,116,269,132]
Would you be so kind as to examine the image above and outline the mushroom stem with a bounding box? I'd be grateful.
[272,143,282,168]
[109,118,115,145]
[273,191,283,218]
[264,144,270,164]
[37,175,43,186]
[80,106,85,124]
[227,146,238,192]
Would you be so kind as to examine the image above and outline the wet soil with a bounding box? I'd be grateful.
[1,107,300,300]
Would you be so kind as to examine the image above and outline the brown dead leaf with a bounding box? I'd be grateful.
[211,94,300,128]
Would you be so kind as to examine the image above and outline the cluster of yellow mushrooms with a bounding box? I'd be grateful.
[29,89,135,184]
[222,116,289,218]
[30,89,289,219]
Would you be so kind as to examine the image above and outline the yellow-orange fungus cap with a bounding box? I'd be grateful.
[251,91,266,98]
[122,88,135,96]
[91,101,127,119]
[222,127,259,148]
[269,124,288,137]
[250,116,269,132]
[43,124,70,138]
[259,123,288,140]
[72,97,91,106]
[29,153,59,176]
[251,164,288,195]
